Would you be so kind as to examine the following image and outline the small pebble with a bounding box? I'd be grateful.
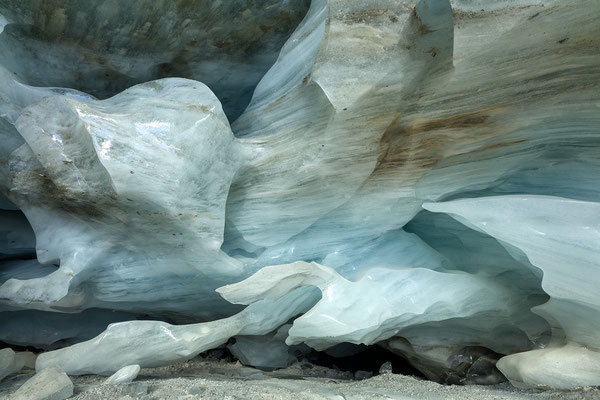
[188,384,205,395]
[378,361,393,375]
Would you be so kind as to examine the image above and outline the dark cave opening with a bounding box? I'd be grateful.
[305,344,426,379]
[202,341,426,381]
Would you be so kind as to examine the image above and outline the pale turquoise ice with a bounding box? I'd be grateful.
[218,262,534,351]
[424,196,600,388]
[0,0,599,389]
[36,288,317,375]
[0,78,247,317]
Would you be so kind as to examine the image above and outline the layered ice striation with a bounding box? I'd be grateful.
[0,0,310,120]
[1,0,599,390]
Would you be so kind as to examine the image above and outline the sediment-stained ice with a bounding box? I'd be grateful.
[1,77,246,317]
[226,0,455,249]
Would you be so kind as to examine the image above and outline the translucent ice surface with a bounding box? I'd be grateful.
[1,77,247,317]
[424,196,600,388]
[0,0,599,389]
[36,288,317,375]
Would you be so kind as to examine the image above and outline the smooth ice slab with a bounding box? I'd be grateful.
[36,288,316,375]
[219,262,528,351]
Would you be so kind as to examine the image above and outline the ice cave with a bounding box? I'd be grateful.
[0,0,599,399]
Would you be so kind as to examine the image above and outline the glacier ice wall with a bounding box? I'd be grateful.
[0,0,310,120]
[1,0,599,389]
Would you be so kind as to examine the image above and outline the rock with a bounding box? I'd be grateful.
[118,382,148,397]
[237,366,264,377]
[247,372,266,381]
[0,348,24,381]
[188,385,205,395]
[354,370,373,380]
[104,364,140,384]
[15,352,37,369]
[378,361,393,375]
[228,329,303,370]
[10,366,73,400]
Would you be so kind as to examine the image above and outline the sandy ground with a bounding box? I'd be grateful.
[1,355,598,400]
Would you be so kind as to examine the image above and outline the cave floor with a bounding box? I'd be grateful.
[1,355,598,400]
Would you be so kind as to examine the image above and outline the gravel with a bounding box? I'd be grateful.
[1,355,598,400]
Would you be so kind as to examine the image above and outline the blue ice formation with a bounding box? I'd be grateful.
[1,0,599,389]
